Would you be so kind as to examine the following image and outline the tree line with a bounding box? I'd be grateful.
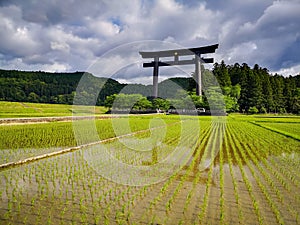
[0,62,299,114]
[104,62,299,114]
[213,62,300,114]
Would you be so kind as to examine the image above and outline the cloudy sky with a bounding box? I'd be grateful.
[0,0,299,84]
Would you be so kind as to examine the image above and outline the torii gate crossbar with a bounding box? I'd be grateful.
[139,44,218,97]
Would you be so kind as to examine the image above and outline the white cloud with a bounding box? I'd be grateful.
[217,0,300,72]
[50,41,70,52]
[43,62,71,72]
[272,63,300,76]
[0,0,299,83]
[0,5,43,57]
[0,56,70,72]
[87,19,121,37]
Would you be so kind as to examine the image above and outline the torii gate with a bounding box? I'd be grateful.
[139,44,218,97]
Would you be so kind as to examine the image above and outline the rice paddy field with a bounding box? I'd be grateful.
[0,107,299,224]
[0,101,106,118]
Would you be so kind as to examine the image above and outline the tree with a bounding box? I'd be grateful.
[224,96,239,112]
[247,69,263,109]
[284,77,297,113]
[205,86,226,112]
[248,106,259,114]
[28,92,39,103]
[237,63,250,112]
[189,94,204,108]
[152,98,170,110]
[230,84,241,99]
[213,60,231,88]
[133,97,152,110]
[108,94,146,110]
[271,74,285,113]
[104,94,117,109]
[228,63,241,85]
[290,88,300,114]
[261,74,274,112]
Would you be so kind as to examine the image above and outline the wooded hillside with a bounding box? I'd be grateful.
[0,62,299,113]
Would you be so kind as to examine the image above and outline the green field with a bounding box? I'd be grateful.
[0,101,107,118]
[0,106,299,224]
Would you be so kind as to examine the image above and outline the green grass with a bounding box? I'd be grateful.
[0,101,107,118]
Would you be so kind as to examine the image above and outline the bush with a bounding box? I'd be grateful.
[248,106,259,114]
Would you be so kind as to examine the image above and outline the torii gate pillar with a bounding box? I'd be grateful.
[153,56,159,98]
[195,55,202,96]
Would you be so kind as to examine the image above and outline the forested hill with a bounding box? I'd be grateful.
[0,62,299,113]
[0,70,125,105]
[213,62,299,114]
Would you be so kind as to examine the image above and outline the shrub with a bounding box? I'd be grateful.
[248,106,259,114]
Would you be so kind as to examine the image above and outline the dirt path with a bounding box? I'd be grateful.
[0,113,163,125]
[0,115,119,125]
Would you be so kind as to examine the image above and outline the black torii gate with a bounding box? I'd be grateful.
[139,44,218,97]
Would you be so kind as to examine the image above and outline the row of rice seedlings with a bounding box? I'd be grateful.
[254,122,300,141]
[94,119,192,223]
[146,121,211,224]
[0,148,63,164]
[219,139,225,224]
[226,125,264,225]
[0,149,123,224]
[0,122,76,149]
[182,122,213,215]
[246,120,298,155]
[0,116,173,155]
[117,185,152,223]
[231,122,300,223]
[229,125,285,224]
[257,144,300,190]
[0,118,181,223]
[271,156,300,187]
[137,120,208,222]
[69,157,133,223]
[149,130,196,209]
[238,123,293,191]
[197,121,223,223]
[223,129,244,223]
[216,121,227,224]
[101,186,139,224]
[235,122,299,202]
[164,122,210,214]
[246,149,299,223]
